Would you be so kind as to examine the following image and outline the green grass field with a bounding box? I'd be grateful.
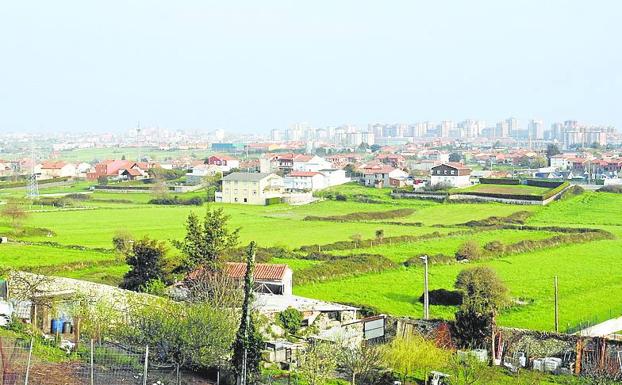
[452,183,552,196]
[1,182,621,332]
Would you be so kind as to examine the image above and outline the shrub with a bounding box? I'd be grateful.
[65,193,91,200]
[419,289,463,306]
[335,194,347,201]
[455,241,482,261]
[148,196,205,206]
[483,240,505,254]
[278,307,304,335]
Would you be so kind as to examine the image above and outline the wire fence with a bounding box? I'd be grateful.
[0,337,213,385]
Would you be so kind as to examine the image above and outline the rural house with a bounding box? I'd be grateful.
[360,165,408,188]
[430,162,472,187]
[87,160,150,181]
[207,154,240,172]
[38,161,76,179]
[283,171,326,191]
[218,172,283,205]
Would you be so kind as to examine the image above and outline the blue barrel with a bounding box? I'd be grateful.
[51,319,63,334]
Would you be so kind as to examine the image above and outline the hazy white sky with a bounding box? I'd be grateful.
[0,1,620,134]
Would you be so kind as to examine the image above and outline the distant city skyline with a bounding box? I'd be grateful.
[1,1,621,134]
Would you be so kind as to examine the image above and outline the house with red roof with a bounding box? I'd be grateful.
[207,154,240,172]
[359,164,409,188]
[38,161,76,179]
[430,162,472,187]
[87,160,149,181]
[187,262,293,296]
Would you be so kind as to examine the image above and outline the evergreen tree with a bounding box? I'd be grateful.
[121,237,169,291]
[174,208,240,273]
[232,242,263,385]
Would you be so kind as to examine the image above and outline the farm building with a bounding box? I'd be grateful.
[218,172,284,205]
[430,162,472,187]
[225,262,293,296]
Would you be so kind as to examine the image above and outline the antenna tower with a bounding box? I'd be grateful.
[27,143,39,200]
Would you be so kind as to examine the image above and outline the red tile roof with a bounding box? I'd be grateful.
[41,161,67,169]
[225,262,289,281]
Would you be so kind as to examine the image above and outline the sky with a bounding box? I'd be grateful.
[0,1,621,134]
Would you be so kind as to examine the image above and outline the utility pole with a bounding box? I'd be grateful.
[420,255,429,320]
[554,276,559,333]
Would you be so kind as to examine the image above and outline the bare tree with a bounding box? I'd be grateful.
[337,343,383,385]
[1,201,29,230]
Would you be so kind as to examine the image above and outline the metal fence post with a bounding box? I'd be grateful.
[23,337,33,385]
[143,345,149,385]
[90,339,94,385]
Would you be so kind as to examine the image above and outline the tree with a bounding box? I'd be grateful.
[174,208,240,273]
[350,233,362,248]
[382,334,450,384]
[455,241,482,261]
[337,343,383,385]
[453,267,509,349]
[546,144,561,165]
[449,152,462,162]
[344,164,357,177]
[454,267,509,314]
[297,342,337,385]
[121,298,238,371]
[121,237,169,291]
[232,242,263,385]
[151,178,170,199]
[278,307,303,335]
[112,230,133,255]
[1,201,29,229]
[97,175,109,185]
[375,229,385,244]
[370,144,381,152]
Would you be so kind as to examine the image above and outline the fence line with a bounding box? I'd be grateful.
[0,337,209,385]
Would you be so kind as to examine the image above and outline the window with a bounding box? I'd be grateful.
[451,170,456,175]
[234,198,238,202]
[243,198,248,203]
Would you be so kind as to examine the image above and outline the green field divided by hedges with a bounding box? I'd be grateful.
[1,182,620,332]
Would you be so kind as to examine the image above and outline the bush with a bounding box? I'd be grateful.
[65,193,91,200]
[455,241,482,261]
[278,307,304,335]
[335,194,347,201]
[419,289,463,306]
[483,240,505,254]
[148,196,205,206]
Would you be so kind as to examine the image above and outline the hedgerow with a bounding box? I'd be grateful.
[303,208,414,222]
[295,254,397,285]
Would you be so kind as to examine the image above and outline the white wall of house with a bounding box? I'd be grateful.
[320,169,350,187]
[430,174,471,187]
[293,156,331,172]
[221,174,283,205]
[284,174,326,191]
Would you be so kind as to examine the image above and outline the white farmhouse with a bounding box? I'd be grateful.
[219,172,283,205]
[430,162,472,188]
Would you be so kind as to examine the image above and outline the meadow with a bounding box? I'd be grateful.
[452,183,552,196]
[1,181,621,332]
